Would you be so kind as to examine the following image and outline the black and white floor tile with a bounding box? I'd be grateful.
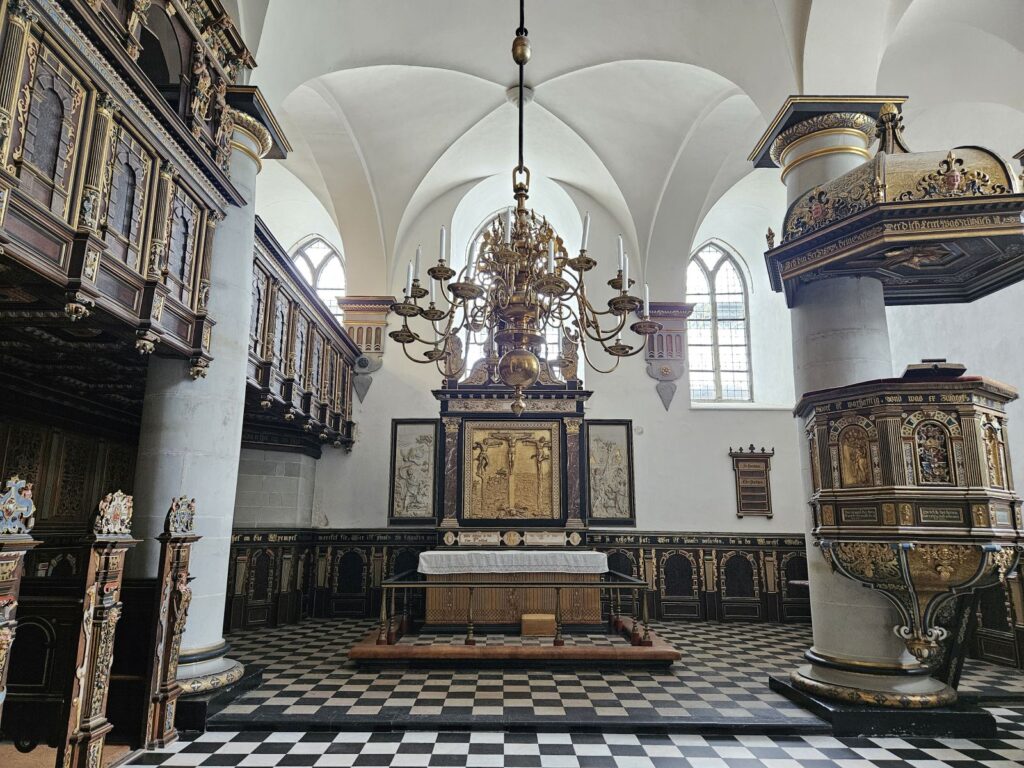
[210,618,1024,731]
[211,619,822,730]
[128,706,1024,768]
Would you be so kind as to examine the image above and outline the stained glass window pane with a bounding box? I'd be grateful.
[686,262,709,300]
[686,245,752,402]
[696,246,721,271]
[304,240,333,269]
[689,370,716,400]
[715,261,743,295]
[721,371,750,400]
[291,238,346,318]
[294,256,314,285]
[689,346,713,372]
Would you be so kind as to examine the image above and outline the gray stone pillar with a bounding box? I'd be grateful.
[762,101,952,702]
[129,109,272,692]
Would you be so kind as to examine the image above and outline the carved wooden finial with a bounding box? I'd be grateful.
[876,102,911,155]
[165,496,197,536]
[93,490,134,536]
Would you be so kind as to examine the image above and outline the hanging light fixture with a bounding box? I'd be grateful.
[389,0,661,415]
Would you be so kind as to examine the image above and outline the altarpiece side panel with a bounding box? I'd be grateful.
[585,420,636,525]
[388,420,439,524]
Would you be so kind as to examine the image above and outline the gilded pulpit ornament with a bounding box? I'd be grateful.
[189,44,212,138]
[897,151,1010,201]
[757,98,1024,307]
[386,0,660,415]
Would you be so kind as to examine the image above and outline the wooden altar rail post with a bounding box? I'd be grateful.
[62,491,138,768]
[465,587,476,646]
[144,497,199,749]
[630,589,641,644]
[553,587,564,647]
[379,573,653,648]
[0,477,37,723]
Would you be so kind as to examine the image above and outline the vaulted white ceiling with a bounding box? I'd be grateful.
[235,0,1024,293]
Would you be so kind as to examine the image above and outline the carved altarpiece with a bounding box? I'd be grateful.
[432,349,596,531]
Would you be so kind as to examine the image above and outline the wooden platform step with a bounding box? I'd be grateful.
[348,625,680,669]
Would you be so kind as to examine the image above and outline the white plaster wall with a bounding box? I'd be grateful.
[234,448,317,528]
[312,176,804,534]
[257,162,345,256]
[688,169,794,407]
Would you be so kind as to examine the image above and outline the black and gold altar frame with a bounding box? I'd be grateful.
[388,419,440,526]
[585,420,636,526]
[432,350,591,529]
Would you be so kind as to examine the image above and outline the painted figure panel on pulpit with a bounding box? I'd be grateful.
[462,421,561,521]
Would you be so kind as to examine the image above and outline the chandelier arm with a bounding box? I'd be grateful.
[576,305,628,344]
[399,340,437,365]
[577,336,621,375]
[402,326,446,346]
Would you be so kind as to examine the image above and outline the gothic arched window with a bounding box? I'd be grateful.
[291,236,345,319]
[686,243,751,401]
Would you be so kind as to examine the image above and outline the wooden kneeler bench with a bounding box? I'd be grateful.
[521,613,556,637]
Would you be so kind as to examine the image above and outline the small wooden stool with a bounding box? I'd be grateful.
[521,613,556,636]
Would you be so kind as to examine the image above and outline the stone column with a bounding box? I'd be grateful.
[128,109,272,693]
[755,99,951,703]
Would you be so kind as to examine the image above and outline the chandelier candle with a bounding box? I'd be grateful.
[387,0,662,415]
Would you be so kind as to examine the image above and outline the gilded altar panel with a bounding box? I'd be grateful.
[462,420,561,521]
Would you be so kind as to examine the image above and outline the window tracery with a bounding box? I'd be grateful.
[685,243,751,401]
[290,236,345,319]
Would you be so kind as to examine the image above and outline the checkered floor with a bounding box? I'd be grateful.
[211,619,1024,732]
[211,619,824,730]
[128,707,1024,767]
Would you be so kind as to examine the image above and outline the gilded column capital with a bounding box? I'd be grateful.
[769,112,876,167]
[225,107,273,162]
[8,0,38,24]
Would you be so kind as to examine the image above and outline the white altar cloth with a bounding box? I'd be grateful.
[418,550,608,576]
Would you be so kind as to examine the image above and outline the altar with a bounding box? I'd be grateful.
[419,550,606,626]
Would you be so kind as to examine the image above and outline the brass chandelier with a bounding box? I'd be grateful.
[389,0,661,415]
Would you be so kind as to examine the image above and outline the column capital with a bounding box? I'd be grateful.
[749,96,906,169]
[225,107,273,167]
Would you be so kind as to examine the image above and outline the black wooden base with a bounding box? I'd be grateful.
[768,674,997,738]
[175,666,264,732]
